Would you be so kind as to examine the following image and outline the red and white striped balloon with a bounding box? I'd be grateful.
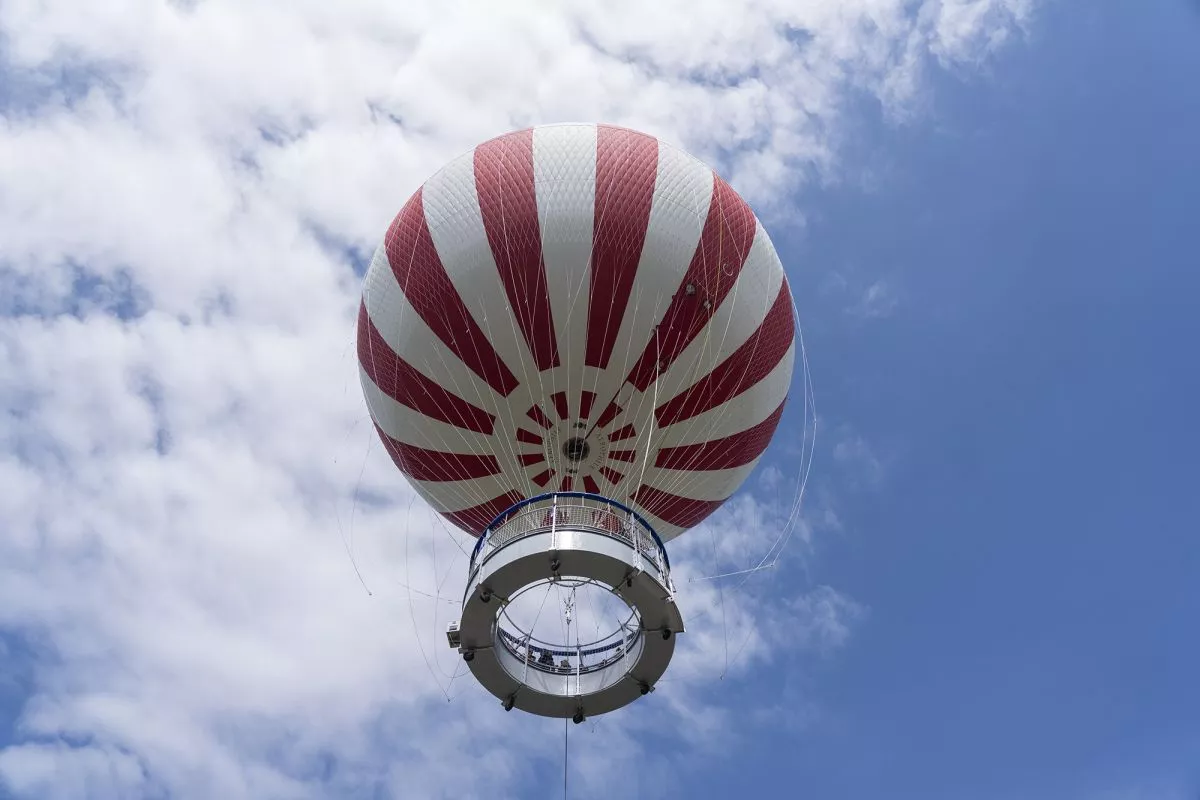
[358,124,795,541]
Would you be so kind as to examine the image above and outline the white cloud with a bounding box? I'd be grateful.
[855,279,900,318]
[832,426,887,489]
[819,268,903,320]
[0,1,1030,797]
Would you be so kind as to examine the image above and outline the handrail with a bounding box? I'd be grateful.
[468,492,670,573]
[496,627,638,674]
[498,603,640,653]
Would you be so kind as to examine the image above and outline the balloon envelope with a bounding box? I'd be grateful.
[358,123,795,541]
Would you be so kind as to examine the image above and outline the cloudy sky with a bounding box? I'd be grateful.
[2,1,1199,799]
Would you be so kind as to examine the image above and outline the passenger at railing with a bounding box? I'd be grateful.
[559,658,571,671]
[537,649,554,667]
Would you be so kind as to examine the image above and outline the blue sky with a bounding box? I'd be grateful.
[698,3,1200,798]
[1,2,1198,799]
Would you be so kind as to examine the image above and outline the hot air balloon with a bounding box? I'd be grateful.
[358,123,796,722]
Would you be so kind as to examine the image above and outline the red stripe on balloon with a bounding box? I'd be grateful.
[520,452,546,466]
[559,475,574,492]
[526,404,553,429]
[655,278,794,427]
[626,175,759,391]
[375,424,502,482]
[598,466,624,485]
[632,486,723,529]
[551,391,569,421]
[474,130,561,371]
[579,390,596,420]
[586,126,659,369]
[595,401,622,430]
[384,188,519,396]
[607,424,636,443]
[654,401,785,471]
[516,428,543,445]
[445,491,525,537]
[608,449,636,463]
[358,304,495,435]
[532,469,555,487]
[582,475,600,494]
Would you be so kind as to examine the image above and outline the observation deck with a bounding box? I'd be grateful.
[447,492,684,722]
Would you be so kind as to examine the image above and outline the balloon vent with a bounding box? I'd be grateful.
[562,437,591,462]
